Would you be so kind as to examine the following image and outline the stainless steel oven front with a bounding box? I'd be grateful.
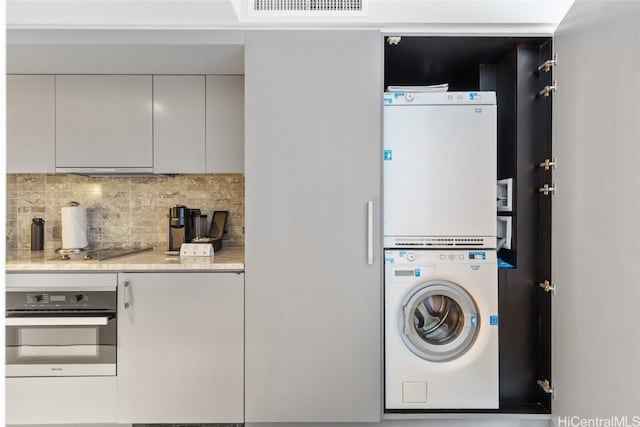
[6,281,117,377]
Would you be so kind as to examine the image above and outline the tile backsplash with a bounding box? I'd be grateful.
[6,174,244,251]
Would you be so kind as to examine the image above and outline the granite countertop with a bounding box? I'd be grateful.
[5,247,244,272]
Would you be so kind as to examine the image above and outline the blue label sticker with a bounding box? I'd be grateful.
[385,257,394,264]
[498,258,516,269]
[469,92,478,100]
[393,93,404,98]
[384,98,392,104]
[383,150,392,161]
[490,315,499,326]
[414,268,421,277]
[468,251,487,260]
[399,251,406,257]
[470,316,477,327]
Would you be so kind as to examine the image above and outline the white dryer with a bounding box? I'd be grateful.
[385,249,499,410]
[383,92,497,249]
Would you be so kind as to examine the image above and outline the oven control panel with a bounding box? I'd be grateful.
[7,291,116,310]
[25,293,89,307]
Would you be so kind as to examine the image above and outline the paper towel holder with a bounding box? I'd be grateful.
[55,201,90,259]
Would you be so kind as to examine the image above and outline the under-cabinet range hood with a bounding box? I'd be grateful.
[55,167,157,177]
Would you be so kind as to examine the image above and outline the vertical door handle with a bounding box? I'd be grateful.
[123,281,131,309]
[367,200,373,265]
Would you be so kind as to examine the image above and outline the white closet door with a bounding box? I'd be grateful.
[244,30,382,423]
[552,1,640,422]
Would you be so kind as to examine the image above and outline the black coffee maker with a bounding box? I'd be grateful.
[167,205,201,254]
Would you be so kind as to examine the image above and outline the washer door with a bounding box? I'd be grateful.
[402,280,479,362]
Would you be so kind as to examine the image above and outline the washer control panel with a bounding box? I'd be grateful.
[384,250,495,265]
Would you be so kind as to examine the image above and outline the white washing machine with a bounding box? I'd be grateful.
[385,249,499,410]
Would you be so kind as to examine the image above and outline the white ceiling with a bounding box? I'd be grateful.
[7,0,575,74]
[8,0,574,33]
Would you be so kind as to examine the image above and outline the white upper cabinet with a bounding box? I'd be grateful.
[55,75,153,171]
[8,73,243,174]
[153,75,206,174]
[552,0,640,420]
[7,75,55,173]
[206,75,244,173]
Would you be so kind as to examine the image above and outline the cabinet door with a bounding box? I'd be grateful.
[117,272,244,423]
[206,75,244,173]
[56,75,153,169]
[552,1,640,420]
[7,75,55,173]
[153,75,206,174]
[6,377,116,424]
[245,30,382,422]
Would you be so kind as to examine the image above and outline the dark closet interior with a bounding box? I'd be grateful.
[384,36,554,414]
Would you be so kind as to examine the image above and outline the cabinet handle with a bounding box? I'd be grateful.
[6,317,110,326]
[123,281,131,309]
[367,200,373,265]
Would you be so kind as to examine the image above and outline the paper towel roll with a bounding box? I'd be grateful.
[61,205,88,249]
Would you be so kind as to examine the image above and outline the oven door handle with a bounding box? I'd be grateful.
[5,317,110,326]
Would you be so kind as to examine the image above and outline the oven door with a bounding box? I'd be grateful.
[5,311,117,377]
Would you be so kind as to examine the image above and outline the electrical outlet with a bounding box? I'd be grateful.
[180,243,214,257]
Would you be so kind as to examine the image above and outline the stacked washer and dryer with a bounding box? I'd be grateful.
[383,92,499,410]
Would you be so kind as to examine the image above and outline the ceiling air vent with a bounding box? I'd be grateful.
[253,0,363,12]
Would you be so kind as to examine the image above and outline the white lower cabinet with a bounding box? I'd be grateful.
[117,272,244,424]
[6,377,117,425]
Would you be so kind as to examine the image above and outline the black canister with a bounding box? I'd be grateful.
[31,218,45,251]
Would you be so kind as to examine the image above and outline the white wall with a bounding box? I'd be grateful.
[7,29,244,74]
[7,44,244,74]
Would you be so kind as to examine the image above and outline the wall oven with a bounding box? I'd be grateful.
[6,276,117,377]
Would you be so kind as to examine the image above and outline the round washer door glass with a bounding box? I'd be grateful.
[402,280,479,362]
